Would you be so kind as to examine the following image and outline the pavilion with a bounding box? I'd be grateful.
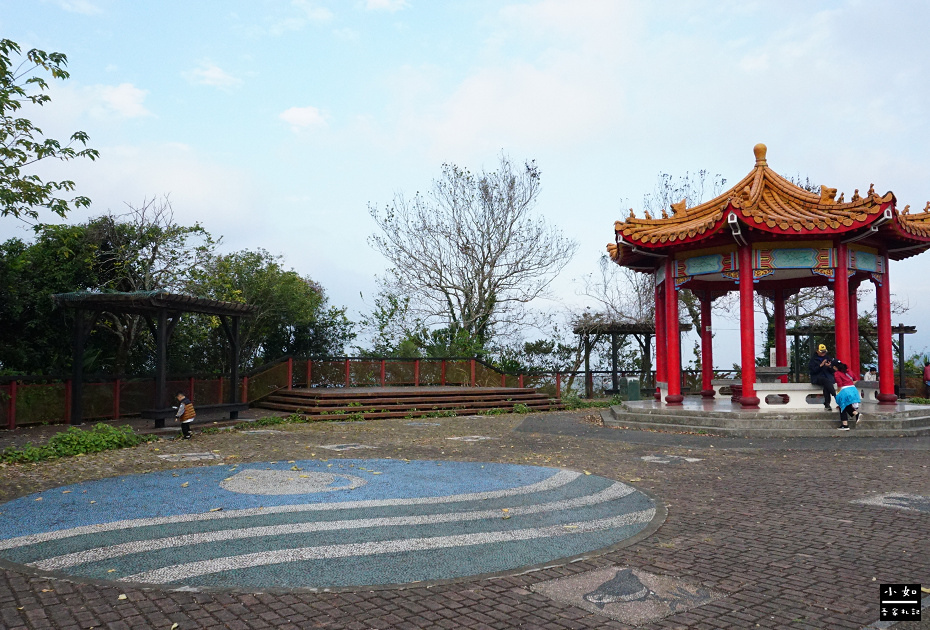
[608,144,930,409]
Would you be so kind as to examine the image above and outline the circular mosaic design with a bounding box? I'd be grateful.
[0,459,658,590]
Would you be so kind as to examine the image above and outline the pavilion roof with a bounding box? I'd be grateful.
[608,144,930,266]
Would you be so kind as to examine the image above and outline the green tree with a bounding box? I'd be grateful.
[180,249,354,371]
[1,39,98,222]
[0,224,106,373]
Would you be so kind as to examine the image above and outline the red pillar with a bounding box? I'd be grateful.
[875,253,897,404]
[834,242,851,365]
[738,244,759,408]
[774,289,788,383]
[654,278,666,401]
[849,284,861,378]
[664,257,683,405]
[700,293,715,397]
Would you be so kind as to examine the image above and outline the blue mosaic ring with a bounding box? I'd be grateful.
[0,459,661,589]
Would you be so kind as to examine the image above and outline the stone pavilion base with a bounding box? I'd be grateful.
[602,397,930,437]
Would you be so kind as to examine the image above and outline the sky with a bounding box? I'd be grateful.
[3,0,930,366]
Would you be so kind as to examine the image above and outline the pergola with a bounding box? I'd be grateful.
[572,320,691,397]
[608,144,930,408]
[53,291,256,427]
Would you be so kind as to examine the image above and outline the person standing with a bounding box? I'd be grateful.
[175,391,196,440]
[809,344,837,411]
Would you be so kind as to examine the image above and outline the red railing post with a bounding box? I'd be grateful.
[555,372,561,399]
[286,357,293,390]
[241,376,249,403]
[518,374,524,388]
[64,379,72,423]
[7,381,16,430]
[470,359,476,387]
[344,359,351,388]
[501,373,506,387]
[306,360,313,388]
[441,360,446,386]
[113,379,121,420]
[414,359,420,386]
[380,360,386,387]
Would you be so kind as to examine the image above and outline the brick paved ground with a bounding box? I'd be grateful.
[0,410,927,629]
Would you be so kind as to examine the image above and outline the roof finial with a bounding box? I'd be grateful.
[753,143,767,166]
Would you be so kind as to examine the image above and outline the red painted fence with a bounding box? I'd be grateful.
[0,357,569,430]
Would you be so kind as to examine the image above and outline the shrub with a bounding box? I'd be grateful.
[1,424,158,464]
[512,403,531,414]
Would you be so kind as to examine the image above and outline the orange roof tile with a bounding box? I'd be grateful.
[614,144,908,248]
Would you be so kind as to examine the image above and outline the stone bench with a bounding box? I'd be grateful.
[753,382,822,409]
[858,381,879,402]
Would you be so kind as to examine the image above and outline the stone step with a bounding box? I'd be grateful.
[602,408,930,437]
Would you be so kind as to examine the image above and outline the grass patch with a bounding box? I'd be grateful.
[561,393,624,410]
[1,424,158,464]
[512,403,531,414]
[907,396,930,404]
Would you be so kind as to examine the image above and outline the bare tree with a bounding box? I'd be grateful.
[88,196,218,373]
[368,155,577,347]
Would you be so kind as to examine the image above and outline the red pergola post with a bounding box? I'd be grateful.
[875,252,897,404]
[306,360,313,388]
[654,278,666,401]
[849,283,861,378]
[774,289,788,383]
[738,244,759,408]
[663,257,683,405]
[834,242,851,365]
[700,293,715,397]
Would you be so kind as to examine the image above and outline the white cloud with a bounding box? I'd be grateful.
[183,61,243,89]
[293,0,334,21]
[279,106,328,131]
[56,0,102,15]
[365,0,409,12]
[94,83,152,118]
